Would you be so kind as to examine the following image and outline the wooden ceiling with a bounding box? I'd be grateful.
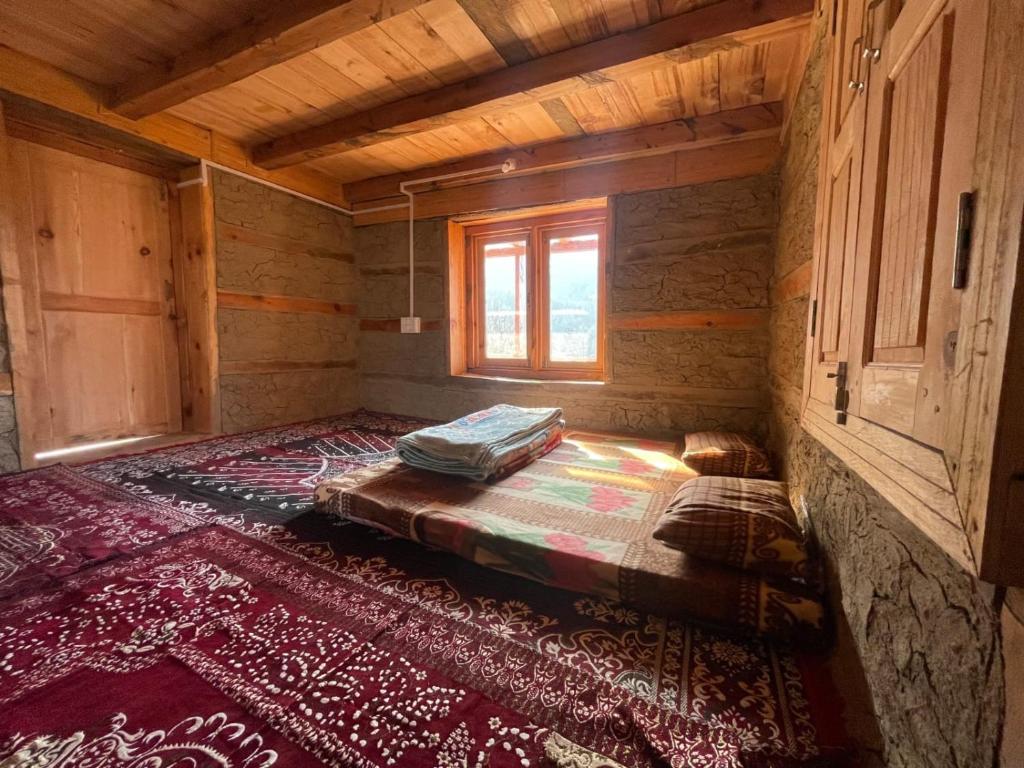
[0,0,812,202]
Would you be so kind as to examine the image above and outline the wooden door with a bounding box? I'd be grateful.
[846,0,988,446]
[7,140,182,459]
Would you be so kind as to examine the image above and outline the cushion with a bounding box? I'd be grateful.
[680,431,773,478]
[653,476,811,582]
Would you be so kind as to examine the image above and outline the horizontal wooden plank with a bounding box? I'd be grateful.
[252,0,813,168]
[218,222,354,262]
[111,0,430,118]
[5,117,178,179]
[2,95,192,177]
[220,359,357,375]
[216,291,357,315]
[772,260,813,304]
[345,103,784,203]
[360,318,445,332]
[609,308,769,331]
[40,292,162,316]
[801,400,974,572]
[354,135,780,225]
[0,45,348,207]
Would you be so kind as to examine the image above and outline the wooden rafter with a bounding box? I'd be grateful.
[110,0,430,119]
[352,133,781,225]
[344,102,783,203]
[0,45,347,207]
[252,0,813,169]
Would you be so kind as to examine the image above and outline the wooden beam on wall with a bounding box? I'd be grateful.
[771,261,813,304]
[359,318,444,332]
[110,0,430,119]
[0,46,348,207]
[220,359,357,375]
[3,94,192,178]
[169,167,221,435]
[353,133,781,225]
[217,291,358,316]
[252,0,814,168]
[345,103,783,203]
[608,309,769,331]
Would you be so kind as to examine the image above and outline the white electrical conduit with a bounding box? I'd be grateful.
[177,157,519,325]
[398,159,517,320]
[174,158,409,217]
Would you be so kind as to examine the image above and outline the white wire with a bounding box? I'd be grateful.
[177,158,518,322]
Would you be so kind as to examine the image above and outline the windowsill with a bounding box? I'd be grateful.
[454,372,606,386]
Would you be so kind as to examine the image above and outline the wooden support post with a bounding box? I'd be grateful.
[169,165,221,434]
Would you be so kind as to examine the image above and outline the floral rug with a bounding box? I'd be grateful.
[0,412,848,766]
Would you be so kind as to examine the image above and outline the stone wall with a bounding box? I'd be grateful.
[355,174,776,438]
[768,9,1007,767]
[212,170,359,433]
[0,291,18,472]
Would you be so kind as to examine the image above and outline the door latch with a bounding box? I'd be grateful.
[952,190,974,289]
[827,361,849,424]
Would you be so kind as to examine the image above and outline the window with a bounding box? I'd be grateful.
[462,210,606,380]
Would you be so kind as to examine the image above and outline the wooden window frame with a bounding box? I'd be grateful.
[462,209,607,381]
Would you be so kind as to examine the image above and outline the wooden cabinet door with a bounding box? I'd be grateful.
[827,0,872,143]
[805,0,871,414]
[806,119,863,411]
[7,140,182,458]
[846,0,988,446]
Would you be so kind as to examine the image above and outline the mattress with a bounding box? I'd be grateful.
[315,430,825,645]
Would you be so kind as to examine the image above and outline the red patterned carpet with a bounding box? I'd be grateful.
[0,412,849,767]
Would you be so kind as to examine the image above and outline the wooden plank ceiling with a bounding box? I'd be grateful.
[0,0,811,198]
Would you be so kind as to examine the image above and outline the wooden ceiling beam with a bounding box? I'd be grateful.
[0,45,347,207]
[344,102,783,203]
[252,0,813,169]
[110,1,431,119]
[351,133,781,226]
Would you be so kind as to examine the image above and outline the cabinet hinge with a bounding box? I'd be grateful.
[952,190,975,289]
[810,299,818,337]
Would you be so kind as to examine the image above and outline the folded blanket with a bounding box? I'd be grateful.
[489,424,564,482]
[397,404,564,481]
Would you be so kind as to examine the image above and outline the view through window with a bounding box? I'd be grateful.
[464,209,606,380]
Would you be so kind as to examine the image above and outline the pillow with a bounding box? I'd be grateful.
[680,431,773,478]
[653,476,811,582]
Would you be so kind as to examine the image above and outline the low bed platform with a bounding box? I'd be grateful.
[1,412,847,767]
[316,430,826,646]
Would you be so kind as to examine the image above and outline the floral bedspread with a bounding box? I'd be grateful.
[316,431,826,646]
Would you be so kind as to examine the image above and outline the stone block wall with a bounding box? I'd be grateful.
[354,174,776,437]
[212,170,359,433]
[768,9,1008,766]
[0,291,18,472]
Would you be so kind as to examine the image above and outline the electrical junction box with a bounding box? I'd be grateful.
[400,317,422,334]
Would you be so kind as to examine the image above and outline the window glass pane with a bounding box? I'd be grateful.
[548,231,599,363]
[483,239,528,359]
